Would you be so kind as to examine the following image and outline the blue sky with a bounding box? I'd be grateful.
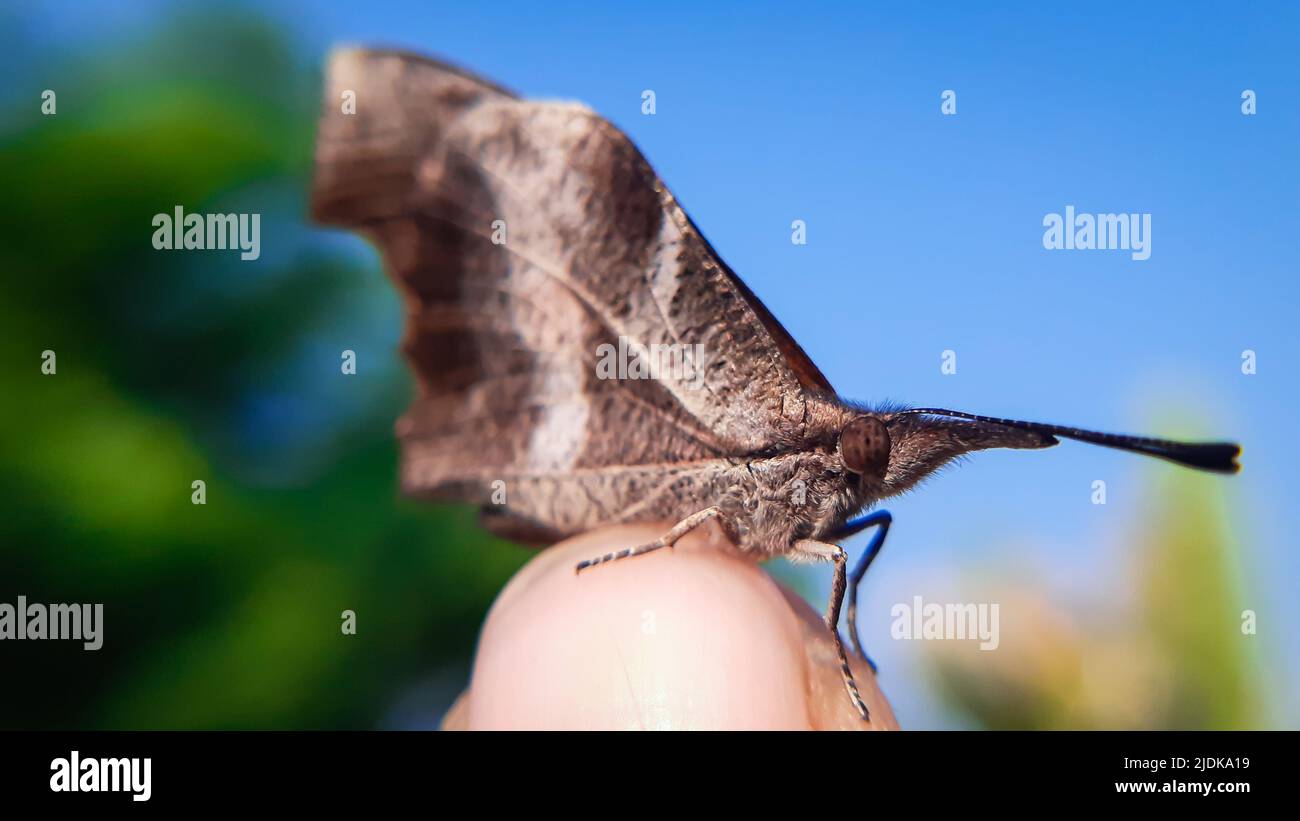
[28,1,1299,726]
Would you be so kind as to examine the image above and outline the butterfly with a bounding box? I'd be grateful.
[310,48,1240,723]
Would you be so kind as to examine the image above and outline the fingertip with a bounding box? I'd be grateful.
[464,525,811,729]
[455,523,897,730]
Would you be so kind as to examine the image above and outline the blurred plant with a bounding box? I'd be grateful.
[925,471,1270,729]
[0,11,527,728]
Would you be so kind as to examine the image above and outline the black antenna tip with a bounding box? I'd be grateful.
[1186,442,1242,474]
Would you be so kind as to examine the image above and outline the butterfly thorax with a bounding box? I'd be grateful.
[715,449,870,556]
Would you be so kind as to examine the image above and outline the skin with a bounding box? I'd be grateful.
[442,522,898,730]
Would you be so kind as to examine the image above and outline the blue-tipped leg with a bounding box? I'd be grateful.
[829,510,893,673]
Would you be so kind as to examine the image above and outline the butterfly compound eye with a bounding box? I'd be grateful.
[839,416,891,479]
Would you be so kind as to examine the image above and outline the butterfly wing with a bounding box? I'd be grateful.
[311,49,830,540]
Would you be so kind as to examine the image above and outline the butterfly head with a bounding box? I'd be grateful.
[837,410,1058,498]
[837,405,1239,500]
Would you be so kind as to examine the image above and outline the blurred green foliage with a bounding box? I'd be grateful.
[0,13,528,728]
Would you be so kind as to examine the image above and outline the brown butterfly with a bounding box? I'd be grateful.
[310,48,1241,722]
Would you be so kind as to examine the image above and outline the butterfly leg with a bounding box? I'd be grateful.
[828,510,893,672]
[574,507,723,574]
[793,539,870,722]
